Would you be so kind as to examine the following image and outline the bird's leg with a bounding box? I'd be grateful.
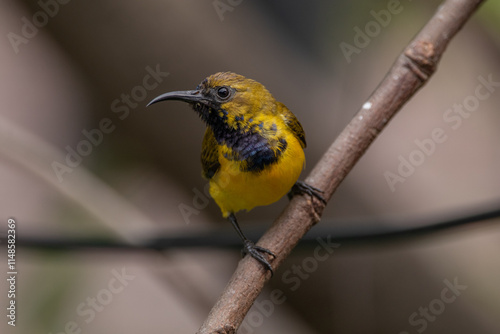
[228,213,276,275]
[288,180,327,204]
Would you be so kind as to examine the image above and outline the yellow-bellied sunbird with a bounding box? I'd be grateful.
[148,72,324,274]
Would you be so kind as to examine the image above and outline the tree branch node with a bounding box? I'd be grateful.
[214,325,236,334]
[196,1,486,332]
[404,41,437,81]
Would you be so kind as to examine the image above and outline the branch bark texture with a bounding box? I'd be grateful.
[197,0,486,332]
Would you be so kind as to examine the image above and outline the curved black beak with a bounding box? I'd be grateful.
[147,90,204,107]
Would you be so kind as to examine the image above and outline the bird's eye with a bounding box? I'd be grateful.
[216,86,231,100]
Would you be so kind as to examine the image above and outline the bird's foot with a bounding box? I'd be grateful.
[288,180,327,205]
[241,239,276,276]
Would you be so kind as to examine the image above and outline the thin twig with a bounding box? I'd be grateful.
[197,0,486,332]
[14,204,500,251]
[0,114,215,320]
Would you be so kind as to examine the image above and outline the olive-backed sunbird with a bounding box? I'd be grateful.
[148,72,323,274]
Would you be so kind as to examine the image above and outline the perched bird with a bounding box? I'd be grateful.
[148,72,323,274]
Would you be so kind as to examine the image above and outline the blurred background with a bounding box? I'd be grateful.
[1,0,500,333]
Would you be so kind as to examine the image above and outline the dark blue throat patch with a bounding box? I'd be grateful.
[193,103,287,173]
[221,128,288,173]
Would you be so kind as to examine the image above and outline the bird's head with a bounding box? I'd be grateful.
[147,72,278,130]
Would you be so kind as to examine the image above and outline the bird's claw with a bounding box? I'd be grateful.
[242,239,276,276]
[289,180,327,205]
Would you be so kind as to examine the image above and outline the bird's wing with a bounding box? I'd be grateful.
[278,102,306,148]
[201,128,221,179]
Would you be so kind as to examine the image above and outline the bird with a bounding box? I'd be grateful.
[147,72,324,274]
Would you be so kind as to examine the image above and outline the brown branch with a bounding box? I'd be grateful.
[197,0,486,333]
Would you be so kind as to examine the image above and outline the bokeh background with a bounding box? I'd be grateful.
[1,0,500,333]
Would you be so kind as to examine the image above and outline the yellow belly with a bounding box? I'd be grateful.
[209,135,305,217]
